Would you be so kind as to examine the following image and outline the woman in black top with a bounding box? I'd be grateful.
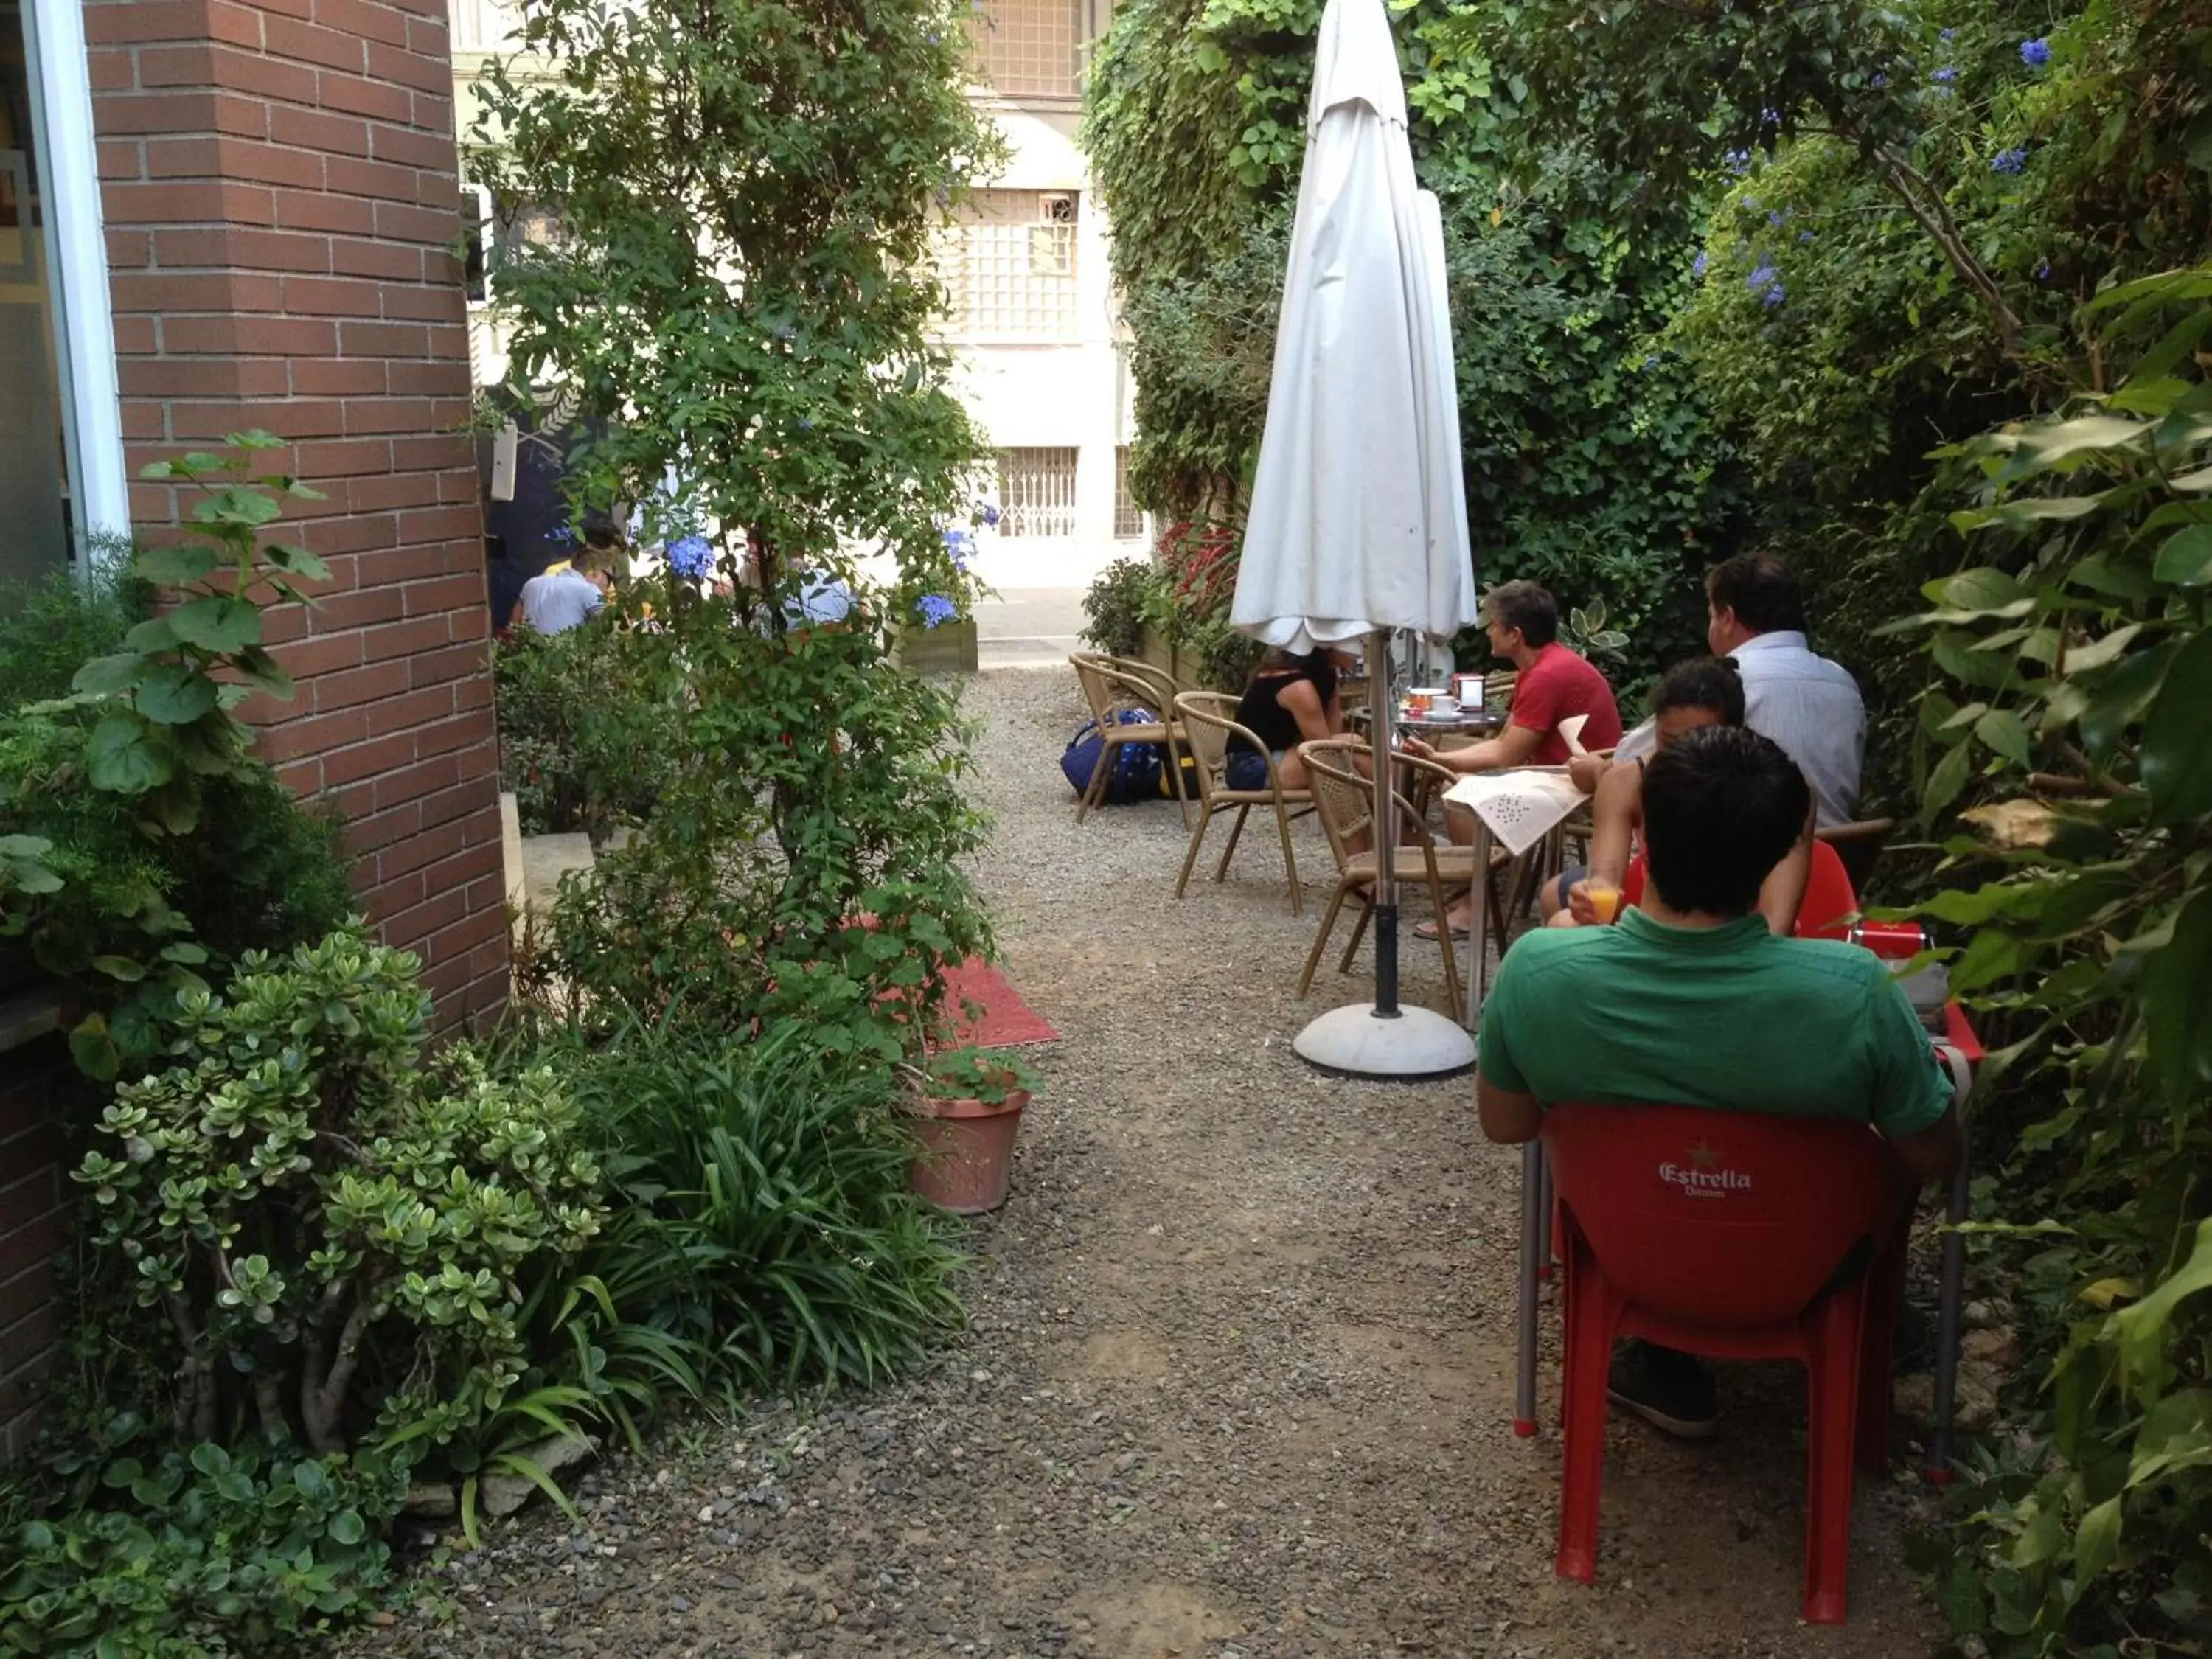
[1225,646,1353,790]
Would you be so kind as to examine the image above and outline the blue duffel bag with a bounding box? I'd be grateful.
[1060,710,1163,804]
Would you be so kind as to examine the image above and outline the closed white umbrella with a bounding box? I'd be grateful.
[1232,0,1481,1077]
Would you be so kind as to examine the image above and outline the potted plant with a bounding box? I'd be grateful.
[906,1047,1039,1215]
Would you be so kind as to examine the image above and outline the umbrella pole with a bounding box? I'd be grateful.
[1287,626,1475,1082]
[1370,625,1400,1018]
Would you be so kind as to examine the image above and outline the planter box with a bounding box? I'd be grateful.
[894,616,979,676]
[1138,626,1208,691]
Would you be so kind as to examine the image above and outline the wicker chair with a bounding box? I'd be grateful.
[1172,691,1313,914]
[1069,653,1190,825]
[1297,737,1495,1022]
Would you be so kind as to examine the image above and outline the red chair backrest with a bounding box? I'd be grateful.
[1540,1102,1904,1329]
[1617,839,1856,939]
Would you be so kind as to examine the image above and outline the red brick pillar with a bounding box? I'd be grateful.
[85,0,507,1025]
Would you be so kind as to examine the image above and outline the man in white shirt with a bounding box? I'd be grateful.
[1703,553,1865,827]
[512,549,611,635]
[1610,554,1865,828]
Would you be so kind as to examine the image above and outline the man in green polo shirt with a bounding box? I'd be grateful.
[1475,725,1959,1436]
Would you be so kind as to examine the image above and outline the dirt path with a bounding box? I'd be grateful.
[363,667,1943,1658]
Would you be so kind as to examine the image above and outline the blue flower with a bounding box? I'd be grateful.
[2020,37,2051,67]
[1992,147,2028,174]
[916,594,958,630]
[1643,354,1659,369]
[1762,279,1787,307]
[1768,210,1786,227]
[942,526,975,571]
[1939,27,1954,41]
[1746,260,1778,292]
[667,536,714,580]
[2037,260,2052,280]
[1723,148,1751,173]
[1759,107,1781,127]
[1931,66,1958,82]
[548,525,575,546]
[1691,250,1708,278]
[1869,73,1887,88]
[1798,229,1818,243]
[980,503,1001,528]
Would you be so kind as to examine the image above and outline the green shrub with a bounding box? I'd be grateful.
[74,925,606,1457]
[1079,557,1156,658]
[2,1421,408,1658]
[493,618,678,839]
[538,600,992,1062]
[0,560,147,711]
[1898,268,2212,1653]
[552,1023,965,1394]
[0,437,357,1078]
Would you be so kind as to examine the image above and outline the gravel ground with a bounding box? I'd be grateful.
[352,667,1946,1659]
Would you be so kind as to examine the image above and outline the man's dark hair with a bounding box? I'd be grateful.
[582,521,623,552]
[1652,655,1745,726]
[1641,726,1809,917]
[1486,580,1559,648]
[1705,552,1806,635]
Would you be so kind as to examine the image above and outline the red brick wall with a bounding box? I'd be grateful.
[85,0,507,1027]
[0,1033,86,1458]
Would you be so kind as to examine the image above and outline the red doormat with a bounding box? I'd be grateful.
[931,957,1060,1051]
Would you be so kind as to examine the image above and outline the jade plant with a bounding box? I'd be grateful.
[73,926,606,1453]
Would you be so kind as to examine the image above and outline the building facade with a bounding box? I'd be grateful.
[0,0,507,1453]
[937,0,1145,590]
[448,0,1147,592]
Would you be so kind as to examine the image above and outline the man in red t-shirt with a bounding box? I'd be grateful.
[1407,580,1621,937]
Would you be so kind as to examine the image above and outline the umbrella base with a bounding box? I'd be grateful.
[1293,1001,1476,1080]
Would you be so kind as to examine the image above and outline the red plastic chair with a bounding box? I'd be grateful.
[1618,838,1857,939]
[1540,1102,1911,1624]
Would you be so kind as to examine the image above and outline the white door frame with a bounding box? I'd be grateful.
[24,0,128,560]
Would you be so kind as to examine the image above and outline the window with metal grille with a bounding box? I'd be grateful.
[995,448,1079,538]
[934,190,1078,339]
[965,0,1082,99]
[1113,446,1143,539]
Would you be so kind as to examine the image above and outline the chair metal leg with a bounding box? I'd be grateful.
[1515,1141,1543,1438]
[1165,732,1192,827]
[1214,802,1252,881]
[1425,855,1463,1023]
[1298,883,1352,998]
[1077,732,1116,823]
[1175,801,1215,900]
[1273,800,1303,916]
[1929,1160,1971,1482]
[1338,894,1374,975]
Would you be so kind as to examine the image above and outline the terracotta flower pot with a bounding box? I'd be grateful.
[908,1088,1029,1215]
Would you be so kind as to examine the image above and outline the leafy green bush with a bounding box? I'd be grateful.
[0,560,147,712]
[2,1422,407,1658]
[74,925,606,1456]
[493,618,678,839]
[0,437,355,1077]
[537,600,992,1062]
[1079,557,1158,658]
[548,1024,966,1395]
[1897,268,2212,1652]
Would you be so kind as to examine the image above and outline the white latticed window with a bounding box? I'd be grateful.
[935,190,1078,340]
[449,0,519,51]
[995,448,1079,538]
[966,0,1082,99]
[1113,446,1142,538]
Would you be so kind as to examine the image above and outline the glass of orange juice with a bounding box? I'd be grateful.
[1587,880,1621,925]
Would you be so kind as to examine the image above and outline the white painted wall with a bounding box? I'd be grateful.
[950,101,1139,591]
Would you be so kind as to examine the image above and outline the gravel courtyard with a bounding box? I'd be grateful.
[360,667,1944,1659]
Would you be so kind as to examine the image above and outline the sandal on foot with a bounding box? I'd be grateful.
[1414,917,1472,942]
